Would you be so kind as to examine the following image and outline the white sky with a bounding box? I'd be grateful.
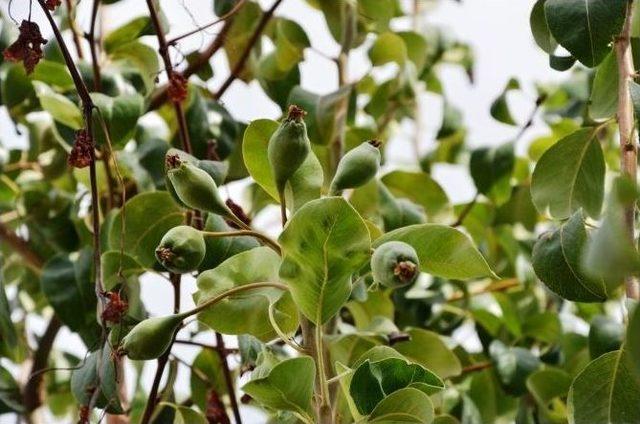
[0,1,567,422]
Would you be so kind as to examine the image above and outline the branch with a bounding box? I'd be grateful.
[145,0,192,153]
[0,222,44,272]
[615,0,639,300]
[215,332,242,424]
[166,0,246,45]
[87,0,102,91]
[63,0,84,59]
[147,19,233,111]
[447,278,520,303]
[213,0,284,100]
[23,316,63,413]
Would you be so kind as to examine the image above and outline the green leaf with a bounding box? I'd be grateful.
[91,93,144,148]
[109,41,160,94]
[526,368,572,422]
[381,171,451,221]
[532,210,608,302]
[397,32,429,71]
[369,32,407,66]
[627,305,640,381]
[279,197,371,324]
[470,142,515,205]
[545,0,627,67]
[568,348,640,424]
[349,358,444,415]
[489,341,541,396]
[589,315,624,359]
[273,19,310,72]
[531,128,605,219]
[630,80,640,119]
[367,387,435,423]
[33,81,83,129]
[40,250,101,346]
[242,119,323,211]
[490,79,520,125]
[242,356,315,417]
[392,328,462,379]
[288,85,352,145]
[101,251,145,290]
[374,225,496,280]
[109,192,184,268]
[30,60,74,91]
[159,403,207,424]
[0,365,23,413]
[530,0,557,54]
[589,51,619,120]
[0,258,18,360]
[195,247,298,342]
[189,349,228,411]
[104,17,154,53]
[582,177,640,289]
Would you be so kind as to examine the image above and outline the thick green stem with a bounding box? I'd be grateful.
[201,230,281,255]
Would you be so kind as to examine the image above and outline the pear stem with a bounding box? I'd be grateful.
[201,230,281,255]
[187,282,288,317]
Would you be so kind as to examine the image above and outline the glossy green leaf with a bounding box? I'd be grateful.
[545,0,627,67]
[368,387,434,424]
[33,81,83,129]
[470,142,515,205]
[381,171,451,221]
[101,251,145,291]
[532,210,608,302]
[104,17,154,53]
[189,349,228,412]
[30,60,74,91]
[589,52,619,120]
[195,247,298,341]
[91,93,144,148]
[40,250,100,346]
[349,358,444,415]
[71,345,123,413]
[374,225,496,280]
[242,356,315,417]
[279,197,371,324]
[589,315,624,360]
[490,78,520,125]
[568,348,640,424]
[531,128,605,219]
[0,365,22,413]
[109,192,184,268]
[530,0,557,54]
[369,32,407,66]
[0,258,18,360]
[582,177,640,289]
[527,368,572,422]
[489,340,541,396]
[159,403,207,424]
[392,328,462,379]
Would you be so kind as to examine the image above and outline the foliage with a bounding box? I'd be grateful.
[0,0,639,423]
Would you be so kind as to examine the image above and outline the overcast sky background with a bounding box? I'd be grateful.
[0,0,568,422]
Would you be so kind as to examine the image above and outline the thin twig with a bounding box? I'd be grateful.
[166,0,246,45]
[450,194,478,227]
[87,0,101,91]
[214,0,284,100]
[0,222,44,272]
[63,0,84,59]
[215,332,242,424]
[447,278,520,302]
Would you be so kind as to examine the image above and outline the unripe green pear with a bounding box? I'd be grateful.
[166,158,230,216]
[371,241,420,288]
[330,140,381,194]
[119,314,185,360]
[268,105,311,195]
[155,225,206,273]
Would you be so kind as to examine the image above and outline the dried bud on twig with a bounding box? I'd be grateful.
[225,199,251,229]
[167,72,188,103]
[68,130,93,168]
[3,21,47,74]
[205,390,230,424]
[100,291,128,324]
[45,0,62,10]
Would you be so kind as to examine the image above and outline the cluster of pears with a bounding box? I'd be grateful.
[119,104,417,361]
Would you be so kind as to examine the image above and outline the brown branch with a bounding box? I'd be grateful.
[145,0,192,153]
[23,316,63,413]
[615,0,639,300]
[173,339,238,354]
[461,361,492,375]
[63,0,84,59]
[451,194,478,227]
[147,19,233,111]
[213,0,284,100]
[216,333,242,424]
[0,222,44,271]
[166,0,246,45]
[87,0,102,91]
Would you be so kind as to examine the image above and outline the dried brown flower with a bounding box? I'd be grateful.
[167,72,188,103]
[3,21,47,74]
[68,130,93,168]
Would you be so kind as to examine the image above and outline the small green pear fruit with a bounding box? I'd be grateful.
[330,140,381,194]
[166,158,230,216]
[119,314,185,360]
[268,105,311,195]
[371,241,420,288]
[155,225,206,273]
